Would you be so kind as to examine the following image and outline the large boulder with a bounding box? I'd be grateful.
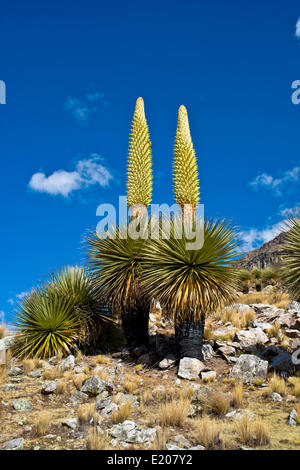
[251,304,283,323]
[11,399,33,411]
[109,420,156,444]
[178,357,206,380]
[230,354,268,383]
[234,328,268,350]
[59,355,75,372]
[80,376,106,396]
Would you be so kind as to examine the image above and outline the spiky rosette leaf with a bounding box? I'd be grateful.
[86,226,148,312]
[126,97,153,207]
[173,105,200,208]
[280,212,300,301]
[141,218,239,322]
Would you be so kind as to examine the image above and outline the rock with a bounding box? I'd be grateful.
[109,420,156,443]
[59,355,75,372]
[95,397,112,410]
[102,403,119,416]
[166,444,185,450]
[234,328,268,349]
[81,376,105,396]
[158,354,176,369]
[230,354,268,383]
[252,321,273,331]
[62,418,78,430]
[189,445,206,450]
[251,304,283,323]
[12,399,33,411]
[285,329,300,338]
[178,357,206,380]
[41,381,57,395]
[2,437,24,450]
[28,369,43,378]
[225,409,256,421]
[217,346,236,357]
[7,366,23,377]
[287,409,298,427]
[174,434,191,447]
[201,343,214,360]
[69,390,88,404]
[115,392,139,407]
[201,371,216,382]
[271,392,282,402]
[213,326,235,339]
[277,313,296,329]
[0,335,15,351]
[230,304,255,315]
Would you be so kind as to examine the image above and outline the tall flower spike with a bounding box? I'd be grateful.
[173,105,200,210]
[127,97,153,214]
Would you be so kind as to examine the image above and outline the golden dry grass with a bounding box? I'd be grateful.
[43,366,63,380]
[73,373,85,390]
[0,324,6,339]
[158,399,190,427]
[78,404,98,425]
[23,358,35,374]
[232,382,244,407]
[192,416,222,449]
[151,428,169,450]
[0,365,7,385]
[221,309,255,329]
[234,415,270,447]
[86,428,111,450]
[112,401,132,424]
[263,374,287,396]
[36,412,51,436]
[204,390,231,416]
[56,381,66,394]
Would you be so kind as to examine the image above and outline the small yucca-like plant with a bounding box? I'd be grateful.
[173,105,200,211]
[280,212,300,301]
[14,266,115,357]
[126,97,153,210]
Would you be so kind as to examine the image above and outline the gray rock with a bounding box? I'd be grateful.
[201,370,216,382]
[41,381,57,395]
[95,397,112,410]
[81,376,105,396]
[109,420,156,443]
[225,409,256,421]
[158,354,176,369]
[7,366,23,377]
[288,409,298,427]
[213,326,236,339]
[2,437,24,450]
[178,357,206,380]
[69,390,88,404]
[102,402,119,416]
[166,444,185,450]
[189,445,206,450]
[174,434,191,447]
[59,355,75,372]
[201,343,214,360]
[271,392,282,402]
[0,335,15,352]
[28,369,43,378]
[217,345,236,357]
[115,392,139,407]
[12,399,33,411]
[235,328,268,349]
[230,354,268,383]
[62,418,78,430]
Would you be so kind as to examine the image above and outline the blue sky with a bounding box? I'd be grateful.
[1,0,300,323]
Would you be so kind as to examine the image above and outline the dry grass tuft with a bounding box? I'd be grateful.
[43,366,63,380]
[73,373,85,390]
[36,412,51,436]
[112,401,132,424]
[0,365,7,385]
[86,428,111,450]
[192,416,222,449]
[0,324,6,339]
[159,399,190,427]
[23,358,35,374]
[151,428,169,450]
[252,378,265,386]
[204,390,231,416]
[56,381,66,394]
[235,415,270,447]
[124,381,138,394]
[232,382,244,407]
[234,414,252,445]
[288,377,300,397]
[221,309,255,329]
[78,404,98,425]
[252,418,270,446]
[267,374,287,395]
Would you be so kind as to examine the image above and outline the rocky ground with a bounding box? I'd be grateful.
[0,287,300,451]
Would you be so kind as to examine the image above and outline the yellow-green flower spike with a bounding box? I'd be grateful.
[126,97,153,208]
[173,105,200,208]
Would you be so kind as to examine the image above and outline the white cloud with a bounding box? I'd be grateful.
[29,155,113,197]
[65,92,105,124]
[0,311,5,324]
[279,205,299,218]
[296,18,300,38]
[7,298,14,305]
[250,166,300,196]
[239,221,285,252]
[16,289,35,300]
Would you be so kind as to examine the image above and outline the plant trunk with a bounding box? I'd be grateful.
[121,304,149,350]
[175,314,205,360]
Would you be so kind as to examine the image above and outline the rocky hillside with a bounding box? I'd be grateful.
[238,232,286,270]
[0,289,300,451]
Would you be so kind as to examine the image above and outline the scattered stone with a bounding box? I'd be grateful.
[81,376,105,396]
[225,409,256,421]
[28,369,43,378]
[235,328,268,349]
[69,390,88,404]
[2,437,24,450]
[178,357,206,380]
[213,326,235,339]
[271,392,282,402]
[62,418,78,430]
[217,345,236,357]
[41,381,57,395]
[158,354,176,369]
[230,354,268,384]
[189,445,206,450]
[201,370,216,382]
[174,434,191,447]
[201,343,214,360]
[287,409,298,427]
[166,444,185,450]
[7,366,23,377]
[95,397,112,410]
[109,420,156,444]
[12,399,33,411]
[59,355,75,372]
[102,403,118,416]
[114,392,139,407]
